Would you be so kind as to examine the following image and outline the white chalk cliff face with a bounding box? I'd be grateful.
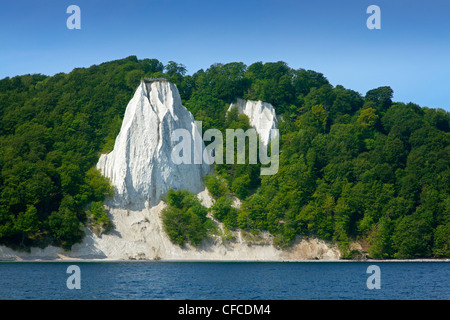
[228,98,278,146]
[97,80,211,209]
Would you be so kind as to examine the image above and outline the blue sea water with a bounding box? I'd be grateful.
[0,261,448,300]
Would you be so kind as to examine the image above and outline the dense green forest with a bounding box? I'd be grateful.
[0,56,448,258]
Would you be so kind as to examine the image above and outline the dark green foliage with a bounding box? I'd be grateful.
[161,189,213,247]
[86,201,113,236]
[433,222,450,257]
[392,213,434,258]
[231,174,251,199]
[211,196,237,229]
[204,174,229,200]
[47,195,84,250]
[365,86,394,116]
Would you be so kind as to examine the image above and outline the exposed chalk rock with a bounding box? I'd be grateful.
[228,98,278,146]
[97,80,211,209]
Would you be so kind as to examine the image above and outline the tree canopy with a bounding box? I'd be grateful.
[0,56,448,258]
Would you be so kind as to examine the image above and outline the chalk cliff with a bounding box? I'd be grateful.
[97,80,211,209]
[228,98,278,146]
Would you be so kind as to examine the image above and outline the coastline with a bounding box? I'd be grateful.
[1,256,449,263]
[2,191,448,264]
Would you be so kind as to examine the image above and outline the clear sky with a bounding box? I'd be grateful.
[1,0,449,111]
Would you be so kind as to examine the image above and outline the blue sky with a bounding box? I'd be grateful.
[1,0,449,111]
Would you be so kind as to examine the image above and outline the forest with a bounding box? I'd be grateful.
[0,56,448,258]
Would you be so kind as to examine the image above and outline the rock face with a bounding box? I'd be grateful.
[228,98,278,146]
[97,80,211,209]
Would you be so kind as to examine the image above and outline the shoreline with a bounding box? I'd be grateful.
[1,258,449,263]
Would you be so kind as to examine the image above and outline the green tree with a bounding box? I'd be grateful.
[161,190,213,247]
[357,107,379,129]
[311,105,328,131]
[367,217,393,258]
[392,214,433,258]
[211,196,237,229]
[125,69,145,90]
[48,197,84,250]
[204,175,229,200]
[433,223,450,257]
[14,205,40,242]
[86,201,112,235]
[231,174,251,199]
[365,86,393,112]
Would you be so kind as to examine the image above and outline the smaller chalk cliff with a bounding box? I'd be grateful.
[228,98,279,146]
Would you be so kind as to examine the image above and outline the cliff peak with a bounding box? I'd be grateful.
[97,81,211,209]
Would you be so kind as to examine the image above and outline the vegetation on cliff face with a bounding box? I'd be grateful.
[0,56,448,258]
[161,189,214,247]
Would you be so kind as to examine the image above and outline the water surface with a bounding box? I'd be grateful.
[0,261,448,300]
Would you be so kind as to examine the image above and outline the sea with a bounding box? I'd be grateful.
[0,261,448,300]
